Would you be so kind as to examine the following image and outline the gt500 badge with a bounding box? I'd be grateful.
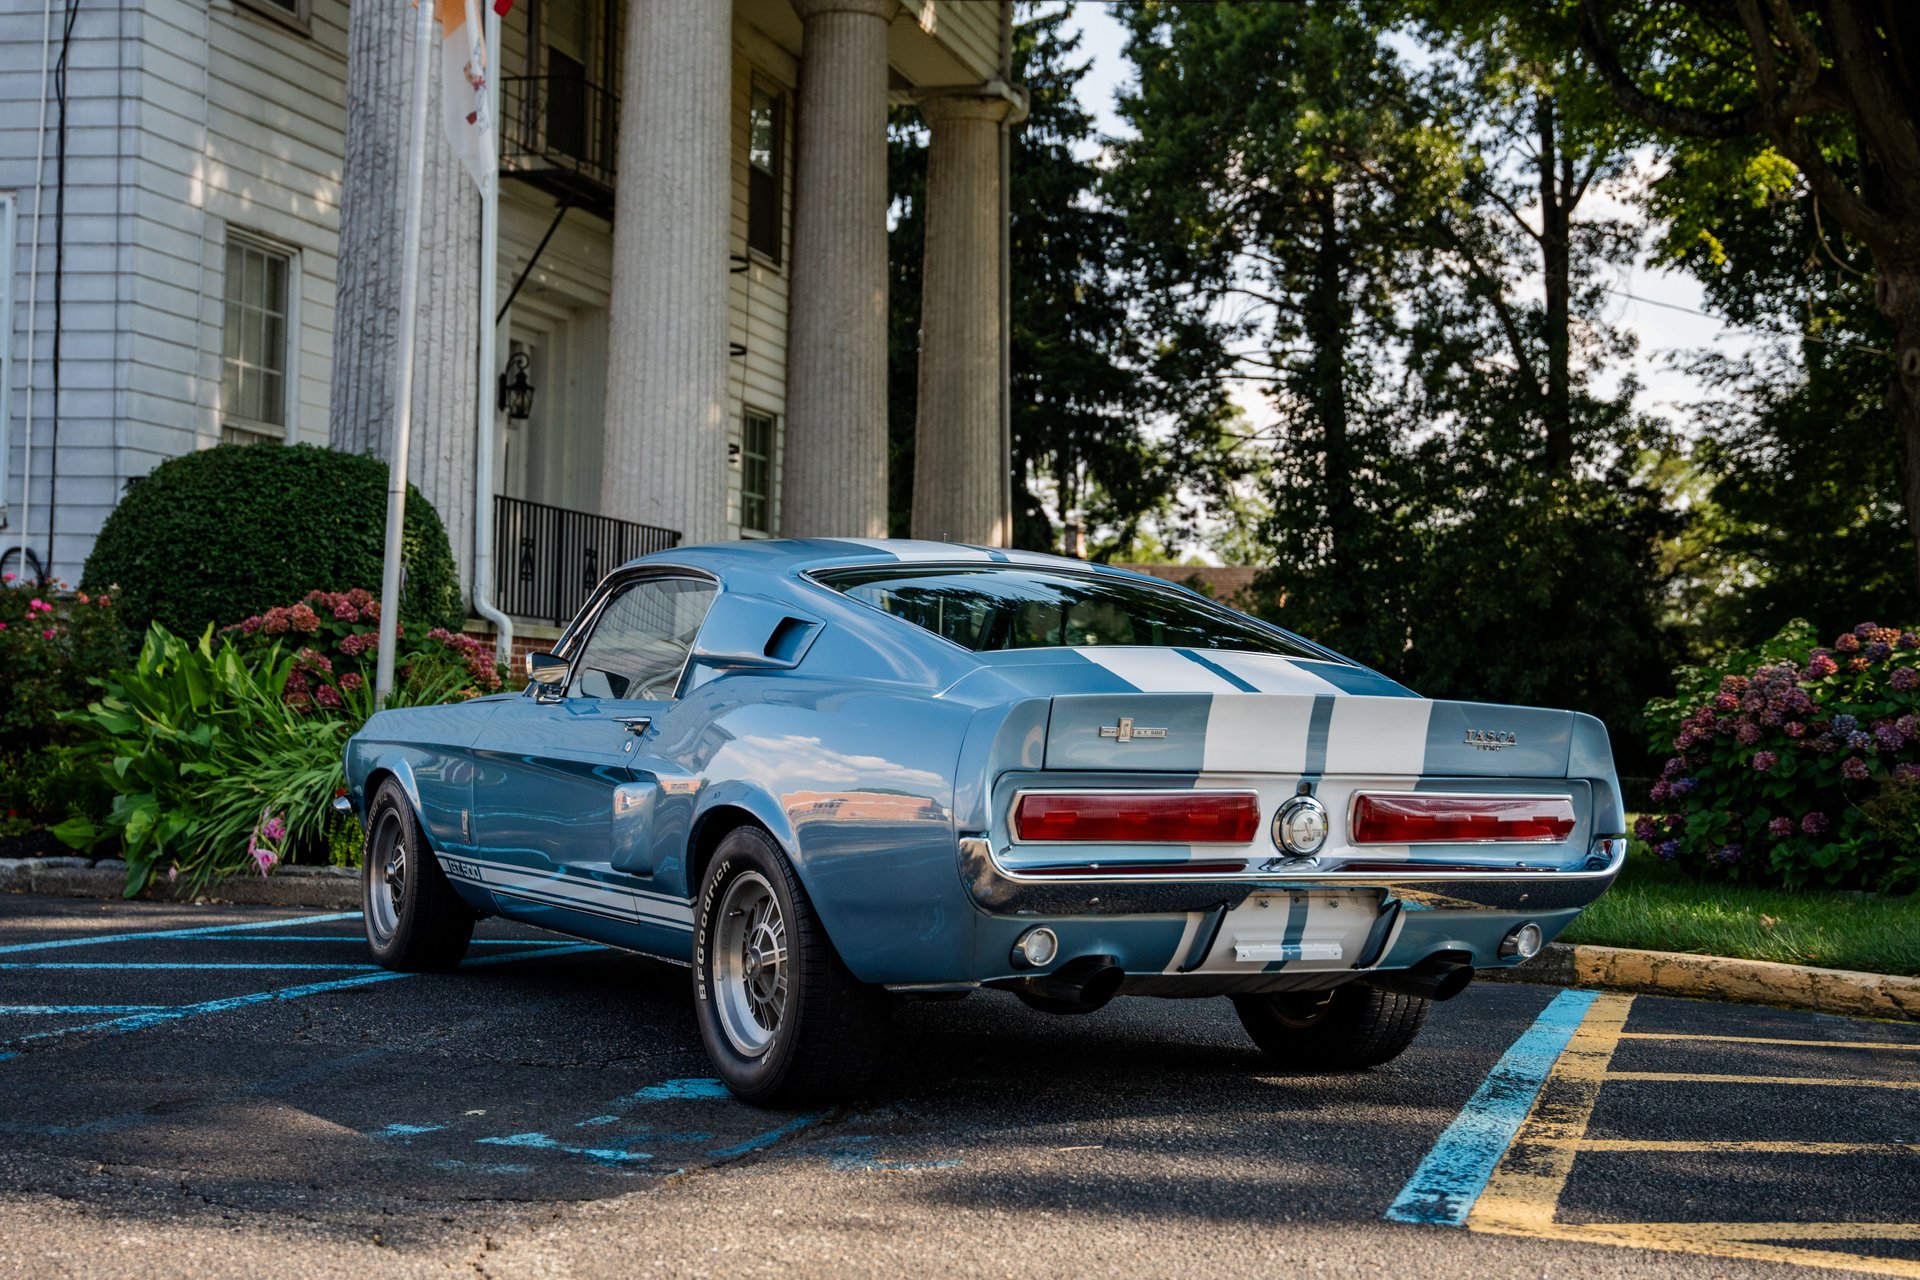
[1464,728,1518,751]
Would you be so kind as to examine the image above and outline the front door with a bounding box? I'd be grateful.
[471,573,718,953]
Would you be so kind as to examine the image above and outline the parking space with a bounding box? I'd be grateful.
[2,895,1916,1277]
[1390,989,1920,1277]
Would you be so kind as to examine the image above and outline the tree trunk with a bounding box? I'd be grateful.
[1883,268,1920,598]
[1307,188,1357,583]
[1537,94,1573,476]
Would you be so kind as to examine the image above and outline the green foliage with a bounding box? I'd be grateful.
[82,443,461,640]
[1642,620,1920,893]
[54,625,351,896]
[0,585,134,760]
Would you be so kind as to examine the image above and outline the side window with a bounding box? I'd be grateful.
[569,577,717,701]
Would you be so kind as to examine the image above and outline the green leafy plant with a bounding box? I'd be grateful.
[54,625,351,895]
[82,443,461,639]
[1643,619,1920,892]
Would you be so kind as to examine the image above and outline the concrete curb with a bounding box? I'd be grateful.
[0,858,360,911]
[1485,942,1920,1022]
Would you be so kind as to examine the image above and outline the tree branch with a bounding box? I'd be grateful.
[1578,0,1769,139]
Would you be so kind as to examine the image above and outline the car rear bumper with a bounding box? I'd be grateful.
[957,835,1627,917]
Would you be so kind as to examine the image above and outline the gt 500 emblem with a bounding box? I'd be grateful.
[1465,728,1518,751]
[1098,717,1168,743]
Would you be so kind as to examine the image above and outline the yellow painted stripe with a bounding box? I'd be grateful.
[1467,992,1634,1234]
[1551,1138,1920,1156]
[1606,1071,1920,1090]
[1472,1220,1920,1278]
[1618,1032,1920,1051]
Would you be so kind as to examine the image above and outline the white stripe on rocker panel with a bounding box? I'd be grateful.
[1077,648,1244,694]
[1322,697,1434,776]
[1202,695,1314,773]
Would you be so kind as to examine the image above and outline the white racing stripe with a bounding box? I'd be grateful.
[1202,696,1314,773]
[444,858,695,929]
[1077,648,1244,693]
[831,538,994,562]
[1203,653,1348,695]
[1323,696,1434,776]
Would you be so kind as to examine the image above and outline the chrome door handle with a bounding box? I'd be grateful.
[613,715,652,736]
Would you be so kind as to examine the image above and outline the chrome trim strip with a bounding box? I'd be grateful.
[1007,787,1263,847]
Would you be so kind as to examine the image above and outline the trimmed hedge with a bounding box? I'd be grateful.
[83,444,461,637]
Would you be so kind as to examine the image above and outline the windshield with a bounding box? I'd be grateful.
[815,565,1330,660]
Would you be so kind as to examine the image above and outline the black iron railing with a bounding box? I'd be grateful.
[494,495,679,627]
[500,73,620,212]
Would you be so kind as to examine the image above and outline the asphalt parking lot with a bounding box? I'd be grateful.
[1,895,1915,1278]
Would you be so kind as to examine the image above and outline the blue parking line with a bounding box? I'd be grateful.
[0,1005,172,1014]
[1384,988,1598,1227]
[0,912,360,955]
[0,962,380,971]
[194,936,581,946]
[0,942,604,1055]
[707,1110,831,1158]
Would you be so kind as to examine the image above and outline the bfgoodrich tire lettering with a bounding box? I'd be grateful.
[694,825,886,1105]
[1231,982,1429,1070]
[363,779,475,972]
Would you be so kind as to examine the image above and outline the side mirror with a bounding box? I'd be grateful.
[525,652,567,686]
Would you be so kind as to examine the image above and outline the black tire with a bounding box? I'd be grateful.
[694,825,887,1106]
[1231,982,1429,1070]
[362,779,475,972]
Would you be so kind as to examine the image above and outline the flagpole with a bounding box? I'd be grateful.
[375,0,440,706]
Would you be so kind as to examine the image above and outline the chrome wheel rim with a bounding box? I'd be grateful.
[365,808,406,945]
[713,871,788,1058]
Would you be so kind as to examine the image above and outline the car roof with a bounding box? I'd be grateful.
[620,537,1185,589]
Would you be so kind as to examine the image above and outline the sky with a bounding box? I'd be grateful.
[1059,3,1757,438]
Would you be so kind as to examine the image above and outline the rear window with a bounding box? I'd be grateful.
[815,565,1328,659]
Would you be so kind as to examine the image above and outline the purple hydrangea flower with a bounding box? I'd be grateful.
[1854,621,1880,639]
[1751,750,1778,773]
[1896,762,1920,784]
[1806,654,1839,679]
[1662,757,1688,779]
[1876,723,1905,752]
[1842,756,1871,781]
[1767,816,1794,838]
[1892,666,1919,692]
[1655,840,1680,862]
[1801,811,1830,836]
[1866,641,1893,663]
[1900,632,1920,651]
[1671,777,1699,797]
[1847,730,1874,753]
[1784,721,1807,738]
[1832,714,1859,734]
[1836,633,1862,653]
[1634,816,1659,842]
[1715,843,1743,865]
[1649,780,1673,803]
[1897,713,1918,738]
[1735,720,1762,746]
[1811,734,1839,755]
[1713,692,1739,712]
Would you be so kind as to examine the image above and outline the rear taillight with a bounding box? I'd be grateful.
[1013,791,1262,844]
[1350,793,1576,844]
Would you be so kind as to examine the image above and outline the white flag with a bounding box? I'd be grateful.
[436,0,496,194]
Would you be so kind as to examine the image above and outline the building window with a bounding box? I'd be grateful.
[221,234,295,445]
[236,0,311,35]
[747,82,784,264]
[741,409,776,535]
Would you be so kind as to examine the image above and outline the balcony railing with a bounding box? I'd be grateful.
[500,73,620,214]
[494,494,679,627]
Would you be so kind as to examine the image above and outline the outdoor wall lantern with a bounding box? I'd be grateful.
[498,351,535,421]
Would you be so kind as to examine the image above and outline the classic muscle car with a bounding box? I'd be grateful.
[342,539,1625,1104]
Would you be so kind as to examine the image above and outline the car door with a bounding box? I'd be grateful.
[470,572,717,950]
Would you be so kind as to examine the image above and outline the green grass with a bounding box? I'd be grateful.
[1559,856,1920,977]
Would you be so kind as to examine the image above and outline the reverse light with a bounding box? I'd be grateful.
[1351,793,1576,845]
[1012,791,1262,844]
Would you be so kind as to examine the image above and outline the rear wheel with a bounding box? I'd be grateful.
[694,825,887,1105]
[1231,983,1428,1070]
[363,779,474,972]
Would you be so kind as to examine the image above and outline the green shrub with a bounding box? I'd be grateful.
[1643,618,1920,893]
[0,583,134,759]
[54,625,351,895]
[82,443,461,639]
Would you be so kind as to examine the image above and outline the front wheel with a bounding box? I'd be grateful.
[694,825,887,1105]
[1231,982,1428,1070]
[363,779,474,972]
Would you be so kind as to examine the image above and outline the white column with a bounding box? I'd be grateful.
[598,0,733,544]
[780,0,896,539]
[331,0,481,588]
[911,91,1016,546]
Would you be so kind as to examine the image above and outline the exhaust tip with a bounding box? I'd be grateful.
[1500,922,1544,961]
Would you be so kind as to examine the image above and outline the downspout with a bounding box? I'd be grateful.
[997,0,1014,548]
[470,0,513,665]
